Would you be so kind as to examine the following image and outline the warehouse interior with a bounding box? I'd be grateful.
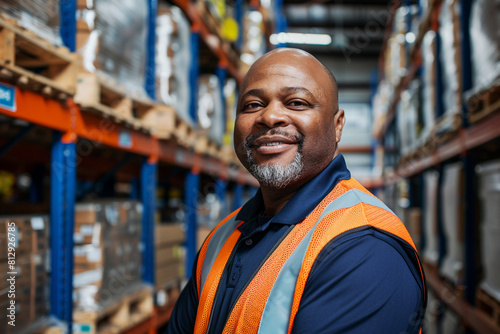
[0,0,499,333]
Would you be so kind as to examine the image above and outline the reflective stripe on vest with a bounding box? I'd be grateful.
[257,189,397,333]
[195,179,424,334]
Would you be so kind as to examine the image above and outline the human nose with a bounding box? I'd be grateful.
[256,101,291,128]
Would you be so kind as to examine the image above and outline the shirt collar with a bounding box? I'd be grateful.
[235,154,351,226]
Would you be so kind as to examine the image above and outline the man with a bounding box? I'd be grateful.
[166,48,426,333]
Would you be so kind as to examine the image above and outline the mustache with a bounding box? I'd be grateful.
[245,128,304,148]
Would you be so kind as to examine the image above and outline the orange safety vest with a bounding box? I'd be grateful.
[195,178,426,334]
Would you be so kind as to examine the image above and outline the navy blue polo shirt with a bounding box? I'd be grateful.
[166,154,425,334]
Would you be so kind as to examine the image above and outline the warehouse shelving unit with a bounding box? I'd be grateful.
[375,0,500,333]
[0,0,264,333]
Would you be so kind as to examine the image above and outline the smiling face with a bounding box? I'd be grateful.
[234,48,345,190]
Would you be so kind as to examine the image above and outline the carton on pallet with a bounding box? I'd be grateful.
[155,223,186,290]
[73,200,144,312]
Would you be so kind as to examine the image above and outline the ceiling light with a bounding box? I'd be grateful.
[270,32,332,46]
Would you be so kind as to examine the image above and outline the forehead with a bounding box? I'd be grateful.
[240,52,333,97]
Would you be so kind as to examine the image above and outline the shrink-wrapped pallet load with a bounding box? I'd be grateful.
[0,0,62,46]
[469,0,500,93]
[197,74,224,146]
[156,5,191,126]
[476,160,500,301]
[440,162,465,284]
[76,0,148,98]
[423,170,439,265]
[73,200,143,311]
[420,31,438,144]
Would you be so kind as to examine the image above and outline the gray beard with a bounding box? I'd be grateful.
[246,148,303,189]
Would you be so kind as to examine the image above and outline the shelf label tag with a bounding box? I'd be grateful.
[118,130,132,148]
[0,82,16,112]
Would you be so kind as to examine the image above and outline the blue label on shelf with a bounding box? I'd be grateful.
[0,82,16,112]
[118,130,132,148]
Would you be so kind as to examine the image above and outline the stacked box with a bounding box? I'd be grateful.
[397,80,420,156]
[76,0,148,98]
[0,0,62,46]
[73,200,143,311]
[198,75,224,146]
[156,5,191,126]
[0,215,50,334]
[155,224,186,290]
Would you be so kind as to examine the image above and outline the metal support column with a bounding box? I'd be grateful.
[185,170,200,279]
[141,156,157,285]
[146,0,158,99]
[235,0,244,50]
[50,131,77,332]
[60,0,77,52]
[216,65,227,141]
[189,30,200,123]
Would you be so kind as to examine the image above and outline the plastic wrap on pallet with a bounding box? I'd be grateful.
[468,0,500,95]
[420,31,438,143]
[240,10,266,72]
[423,170,439,265]
[397,80,419,156]
[440,162,465,285]
[198,74,224,146]
[73,200,144,311]
[77,0,148,99]
[372,80,394,135]
[0,0,62,46]
[438,0,462,116]
[476,160,500,302]
[156,5,191,125]
[0,215,50,334]
[223,78,237,146]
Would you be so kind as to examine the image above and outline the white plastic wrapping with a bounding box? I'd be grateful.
[440,162,465,284]
[438,0,462,116]
[0,0,62,46]
[240,10,266,70]
[155,5,192,125]
[420,31,438,143]
[476,160,500,301]
[469,0,500,94]
[198,75,224,145]
[423,170,439,265]
[397,80,419,156]
[77,0,148,98]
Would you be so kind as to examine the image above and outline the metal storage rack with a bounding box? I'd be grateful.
[0,0,269,332]
[375,0,500,333]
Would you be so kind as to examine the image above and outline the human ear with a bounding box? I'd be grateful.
[334,109,346,143]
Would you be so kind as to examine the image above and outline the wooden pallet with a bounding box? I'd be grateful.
[194,134,220,157]
[476,287,500,330]
[172,115,197,148]
[467,83,500,124]
[136,104,176,139]
[0,16,78,98]
[433,112,462,145]
[73,285,154,334]
[74,72,155,132]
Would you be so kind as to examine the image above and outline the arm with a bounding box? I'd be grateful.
[292,229,425,334]
[165,274,199,334]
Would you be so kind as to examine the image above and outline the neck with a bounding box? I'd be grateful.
[260,185,299,216]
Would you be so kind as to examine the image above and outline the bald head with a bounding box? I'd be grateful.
[242,48,339,111]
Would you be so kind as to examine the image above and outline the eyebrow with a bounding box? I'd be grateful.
[240,86,316,101]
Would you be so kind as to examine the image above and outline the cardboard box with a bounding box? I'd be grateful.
[155,224,185,246]
[155,261,184,290]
